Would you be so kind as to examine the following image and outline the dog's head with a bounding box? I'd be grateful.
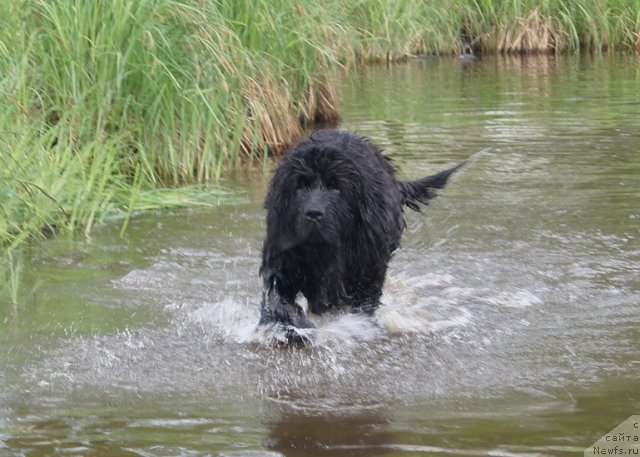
[266,140,353,251]
[264,130,403,253]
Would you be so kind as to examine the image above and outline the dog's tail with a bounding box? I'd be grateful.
[399,163,462,211]
[399,148,489,211]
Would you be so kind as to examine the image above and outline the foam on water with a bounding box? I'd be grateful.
[378,273,473,335]
[483,289,543,309]
[186,296,260,343]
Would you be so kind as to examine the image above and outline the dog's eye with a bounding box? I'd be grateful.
[296,176,311,190]
[325,178,339,191]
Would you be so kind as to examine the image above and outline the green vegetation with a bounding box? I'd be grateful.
[1,0,639,301]
[0,0,342,275]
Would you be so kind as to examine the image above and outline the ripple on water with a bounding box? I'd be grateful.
[18,198,640,417]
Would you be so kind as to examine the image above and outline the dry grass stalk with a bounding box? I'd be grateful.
[306,75,341,125]
[511,8,557,54]
[242,79,303,155]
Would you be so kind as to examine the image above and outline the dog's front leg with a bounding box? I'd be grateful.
[259,286,314,328]
[259,276,315,345]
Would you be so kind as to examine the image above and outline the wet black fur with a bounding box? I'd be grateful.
[259,130,462,340]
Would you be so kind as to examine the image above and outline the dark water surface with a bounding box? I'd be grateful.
[2,55,639,456]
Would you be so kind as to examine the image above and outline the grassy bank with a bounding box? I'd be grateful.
[0,1,342,256]
[1,0,639,301]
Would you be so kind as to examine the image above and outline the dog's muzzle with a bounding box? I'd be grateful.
[302,189,327,222]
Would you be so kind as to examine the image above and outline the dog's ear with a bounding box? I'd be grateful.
[264,162,299,252]
[265,209,298,252]
[347,174,403,253]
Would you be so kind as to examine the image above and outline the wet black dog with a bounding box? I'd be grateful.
[259,130,462,343]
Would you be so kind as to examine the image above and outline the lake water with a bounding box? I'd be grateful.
[1,54,639,456]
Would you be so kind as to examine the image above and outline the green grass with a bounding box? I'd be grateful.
[0,0,341,249]
[1,0,639,302]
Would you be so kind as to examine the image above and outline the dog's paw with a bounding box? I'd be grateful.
[256,321,315,347]
[285,326,314,347]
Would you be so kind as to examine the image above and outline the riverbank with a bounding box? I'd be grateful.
[1,0,639,299]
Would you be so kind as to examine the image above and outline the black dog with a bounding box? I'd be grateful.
[259,130,462,342]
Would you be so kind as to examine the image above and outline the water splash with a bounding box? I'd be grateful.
[184,271,473,347]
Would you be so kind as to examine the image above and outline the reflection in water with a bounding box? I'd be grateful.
[4,416,141,457]
[264,406,392,457]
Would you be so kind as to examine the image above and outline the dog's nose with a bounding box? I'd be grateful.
[304,208,324,221]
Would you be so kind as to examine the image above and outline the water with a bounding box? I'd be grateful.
[1,55,639,456]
